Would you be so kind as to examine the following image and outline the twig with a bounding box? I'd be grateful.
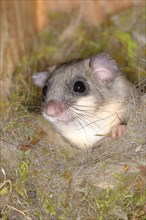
[7,205,32,220]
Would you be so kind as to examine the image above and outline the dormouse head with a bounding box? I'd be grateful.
[32,53,120,123]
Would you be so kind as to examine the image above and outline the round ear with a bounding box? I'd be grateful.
[31,71,49,88]
[32,65,56,88]
[89,53,119,85]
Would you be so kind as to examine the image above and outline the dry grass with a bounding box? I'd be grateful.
[0,6,146,220]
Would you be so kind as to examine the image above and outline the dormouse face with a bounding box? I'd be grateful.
[41,62,92,105]
[32,53,119,123]
[32,53,125,148]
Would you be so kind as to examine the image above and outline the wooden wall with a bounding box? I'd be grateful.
[0,0,37,99]
[0,0,143,99]
[36,0,143,29]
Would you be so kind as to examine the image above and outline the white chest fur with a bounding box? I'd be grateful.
[51,96,126,149]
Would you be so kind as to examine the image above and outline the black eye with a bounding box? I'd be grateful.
[42,85,48,96]
[73,80,87,94]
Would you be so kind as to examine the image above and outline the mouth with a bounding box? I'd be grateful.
[42,111,74,124]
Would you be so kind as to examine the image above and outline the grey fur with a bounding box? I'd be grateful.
[32,53,136,148]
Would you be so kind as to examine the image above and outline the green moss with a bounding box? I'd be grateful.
[38,191,56,216]
[114,30,137,60]
[43,197,56,215]
[0,186,9,196]
[92,174,146,219]
[13,156,30,199]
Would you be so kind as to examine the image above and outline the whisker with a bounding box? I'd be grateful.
[73,98,136,108]
[72,107,122,116]
[71,111,99,132]
[73,108,117,133]
[68,107,108,133]
[84,113,116,128]
[95,116,117,134]
[70,106,97,118]
[67,109,86,131]
[69,104,122,134]
[69,111,96,141]
[73,104,96,109]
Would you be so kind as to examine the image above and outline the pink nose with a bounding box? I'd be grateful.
[45,100,64,117]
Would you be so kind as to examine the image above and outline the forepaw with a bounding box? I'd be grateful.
[111,124,127,139]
